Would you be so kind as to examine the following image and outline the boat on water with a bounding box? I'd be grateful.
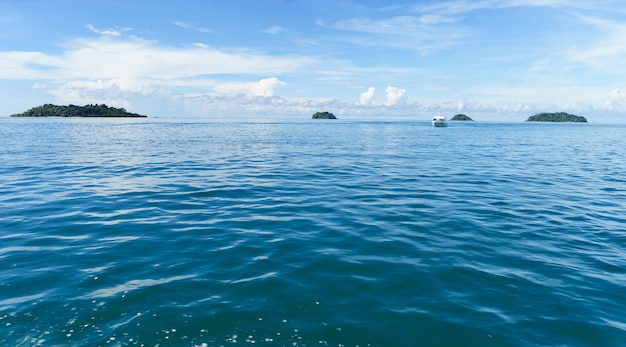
[432,116,448,127]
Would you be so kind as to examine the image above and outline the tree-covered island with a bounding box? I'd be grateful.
[526,112,587,122]
[312,111,337,119]
[10,104,147,118]
[450,114,473,121]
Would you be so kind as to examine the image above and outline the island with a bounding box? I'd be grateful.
[10,104,147,118]
[450,114,473,121]
[526,112,586,123]
[312,111,337,119]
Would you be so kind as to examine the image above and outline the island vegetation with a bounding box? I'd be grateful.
[10,104,147,118]
[526,112,586,123]
[450,114,473,121]
[312,111,337,119]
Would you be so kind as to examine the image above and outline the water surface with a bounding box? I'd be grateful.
[1,118,625,346]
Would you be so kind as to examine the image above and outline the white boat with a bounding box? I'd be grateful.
[432,116,447,127]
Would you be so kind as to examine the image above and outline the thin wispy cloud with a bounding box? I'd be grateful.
[0,13,18,25]
[327,15,467,53]
[407,0,579,16]
[564,14,626,68]
[172,21,213,33]
[263,25,283,35]
[86,24,123,36]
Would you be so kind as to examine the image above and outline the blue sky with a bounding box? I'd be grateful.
[2,0,626,121]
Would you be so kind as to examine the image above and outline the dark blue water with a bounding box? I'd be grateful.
[1,118,625,346]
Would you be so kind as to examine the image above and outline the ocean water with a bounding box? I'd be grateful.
[1,117,625,347]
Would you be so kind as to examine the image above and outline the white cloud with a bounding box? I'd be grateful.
[604,88,622,109]
[0,51,62,79]
[0,36,317,83]
[384,86,406,106]
[182,94,354,118]
[359,87,376,105]
[327,15,466,53]
[608,88,621,99]
[457,99,466,111]
[33,79,160,109]
[407,0,607,17]
[357,86,407,107]
[214,77,286,97]
[264,25,284,35]
[0,33,328,117]
[457,98,484,112]
[86,24,123,36]
[172,21,213,33]
[513,103,530,112]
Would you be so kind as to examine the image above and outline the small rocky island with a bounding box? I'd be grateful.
[526,112,586,123]
[312,111,337,119]
[450,114,473,121]
[10,104,147,118]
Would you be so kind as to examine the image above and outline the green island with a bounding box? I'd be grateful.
[10,104,147,118]
[526,112,586,123]
[450,114,473,121]
[312,111,337,119]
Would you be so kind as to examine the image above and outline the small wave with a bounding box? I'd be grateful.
[79,275,196,299]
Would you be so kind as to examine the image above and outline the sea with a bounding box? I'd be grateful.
[1,117,625,347]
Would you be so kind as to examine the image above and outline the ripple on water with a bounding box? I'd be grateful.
[1,120,626,346]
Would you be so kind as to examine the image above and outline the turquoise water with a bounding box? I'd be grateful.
[1,118,625,346]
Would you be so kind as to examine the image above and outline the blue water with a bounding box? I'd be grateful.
[1,118,625,346]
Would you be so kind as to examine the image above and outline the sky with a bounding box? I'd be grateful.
[2,0,626,122]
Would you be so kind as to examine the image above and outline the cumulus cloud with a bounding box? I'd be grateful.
[457,99,465,111]
[252,77,286,96]
[359,87,376,105]
[457,98,484,112]
[214,77,286,97]
[604,88,623,109]
[357,86,406,106]
[384,86,406,106]
[608,88,621,99]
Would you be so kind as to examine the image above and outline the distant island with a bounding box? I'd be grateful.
[526,112,586,123]
[10,104,147,118]
[450,114,473,121]
[312,111,337,119]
